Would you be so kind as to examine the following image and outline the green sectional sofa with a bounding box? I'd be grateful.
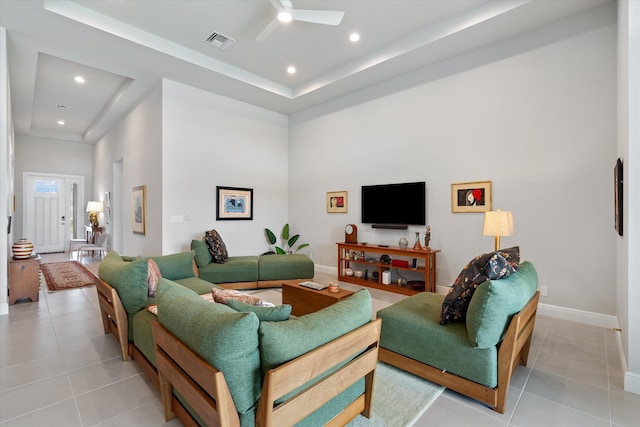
[377,261,540,414]
[96,249,381,427]
[191,239,314,289]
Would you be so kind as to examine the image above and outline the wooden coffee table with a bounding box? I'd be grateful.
[281,280,355,316]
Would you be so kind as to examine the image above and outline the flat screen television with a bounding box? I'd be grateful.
[361,181,426,227]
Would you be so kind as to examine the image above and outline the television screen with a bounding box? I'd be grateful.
[361,182,426,226]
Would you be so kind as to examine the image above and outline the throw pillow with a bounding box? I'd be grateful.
[440,247,520,325]
[485,246,520,279]
[147,259,162,297]
[204,229,229,264]
[147,304,158,316]
[211,288,263,306]
[191,239,213,268]
[226,299,292,322]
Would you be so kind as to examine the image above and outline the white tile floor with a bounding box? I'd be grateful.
[1,252,638,426]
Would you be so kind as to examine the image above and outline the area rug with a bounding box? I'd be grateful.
[40,261,96,291]
[347,362,444,427]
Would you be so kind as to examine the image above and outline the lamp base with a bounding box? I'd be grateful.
[494,236,500,252]
[89,212,99,228]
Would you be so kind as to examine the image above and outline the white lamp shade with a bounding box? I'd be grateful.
[483,210,514,237]
[86,201,104,212]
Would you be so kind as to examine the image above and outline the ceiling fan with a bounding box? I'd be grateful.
[257,0,345,41]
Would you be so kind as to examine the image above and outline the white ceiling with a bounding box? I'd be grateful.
[0,0,611,144]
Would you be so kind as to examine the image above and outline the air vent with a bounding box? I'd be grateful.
[205,32,235,50]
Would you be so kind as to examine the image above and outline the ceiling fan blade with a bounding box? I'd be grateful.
[292,9,344,25]
[269,0,288,13]
[257,17,279,41]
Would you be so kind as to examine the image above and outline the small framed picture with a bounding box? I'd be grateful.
[216,186,253,220]
[451,181,492,213]
[327,191,348,213]
[132,185,146,234]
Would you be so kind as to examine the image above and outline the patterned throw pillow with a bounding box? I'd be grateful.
[211,288,263,306]
[440,247,520,325]
[147,259,162,297]
[485,246,520,279]
[147,292,222,316]
[204,229,229,264]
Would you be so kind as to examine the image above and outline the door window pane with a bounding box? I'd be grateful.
[34,180,59,193]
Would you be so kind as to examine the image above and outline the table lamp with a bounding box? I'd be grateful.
[86,201,104,227]
[482,209,514,251]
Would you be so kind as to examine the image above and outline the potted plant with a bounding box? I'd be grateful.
[265,224,309,254]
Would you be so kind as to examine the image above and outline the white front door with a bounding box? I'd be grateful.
[24,174,67,253]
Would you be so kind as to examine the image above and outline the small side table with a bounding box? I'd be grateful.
[9,254,41,304]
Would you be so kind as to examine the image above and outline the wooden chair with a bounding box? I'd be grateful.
[378,292,539,414]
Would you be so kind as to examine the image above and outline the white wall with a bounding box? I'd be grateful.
[92,79,289,257]
[617,0,640,395]
[0,27,11,315]
[289,6,617,315]
[93,84,163,256]
[13,135,93,238]
[161,79,289,255]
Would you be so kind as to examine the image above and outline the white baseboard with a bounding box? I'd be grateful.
[536,302,618,329]
[0,302,7,315]
[625,372,640,395]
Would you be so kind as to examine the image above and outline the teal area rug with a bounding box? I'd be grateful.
[347,362,444,426]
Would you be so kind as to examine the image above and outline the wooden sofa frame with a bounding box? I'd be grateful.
[152,318,382,427]
[96,270,382,427]
[378,291,540,414]
[96,276,130,361]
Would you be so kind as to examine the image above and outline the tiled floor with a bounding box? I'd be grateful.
[1,253,638,426]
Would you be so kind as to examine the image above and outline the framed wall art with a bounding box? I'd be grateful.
[327,191,348,213]
[451,181,492,213]
[104,191,111,224]
[216,186,253,220]
[132,185,146,234]
[615,158,623,236]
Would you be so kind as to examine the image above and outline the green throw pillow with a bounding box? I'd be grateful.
[191,239,213,269]
[98,250,148,314]
[258,289,372,375]
[226,299,292,322]
[466,261,538,348]
[150,251,196,280]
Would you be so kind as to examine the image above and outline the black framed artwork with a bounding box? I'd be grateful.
[216,186,253,220]
[614,158,623,236]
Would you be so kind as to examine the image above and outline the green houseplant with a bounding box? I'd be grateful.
[265,224,309,254]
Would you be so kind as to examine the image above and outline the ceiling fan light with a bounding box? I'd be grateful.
[277,10,292,22]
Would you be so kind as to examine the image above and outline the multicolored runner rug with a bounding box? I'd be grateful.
[40,261,96,292]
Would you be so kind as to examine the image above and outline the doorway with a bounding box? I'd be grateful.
[23,172,84,253]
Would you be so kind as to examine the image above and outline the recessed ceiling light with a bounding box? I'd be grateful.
[350,33,360,42]
[57,120,65,125]
[74,75,85,84]
[287,66,297,74]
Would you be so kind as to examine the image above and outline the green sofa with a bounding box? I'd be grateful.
[96,250,381,427]
[377,261,540,414]
[191,239,314,289]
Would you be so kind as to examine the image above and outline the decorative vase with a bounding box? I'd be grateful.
[424,225,431,250]
[398,237,408,249]
[12,238,34,259]
[413,232,422,250]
